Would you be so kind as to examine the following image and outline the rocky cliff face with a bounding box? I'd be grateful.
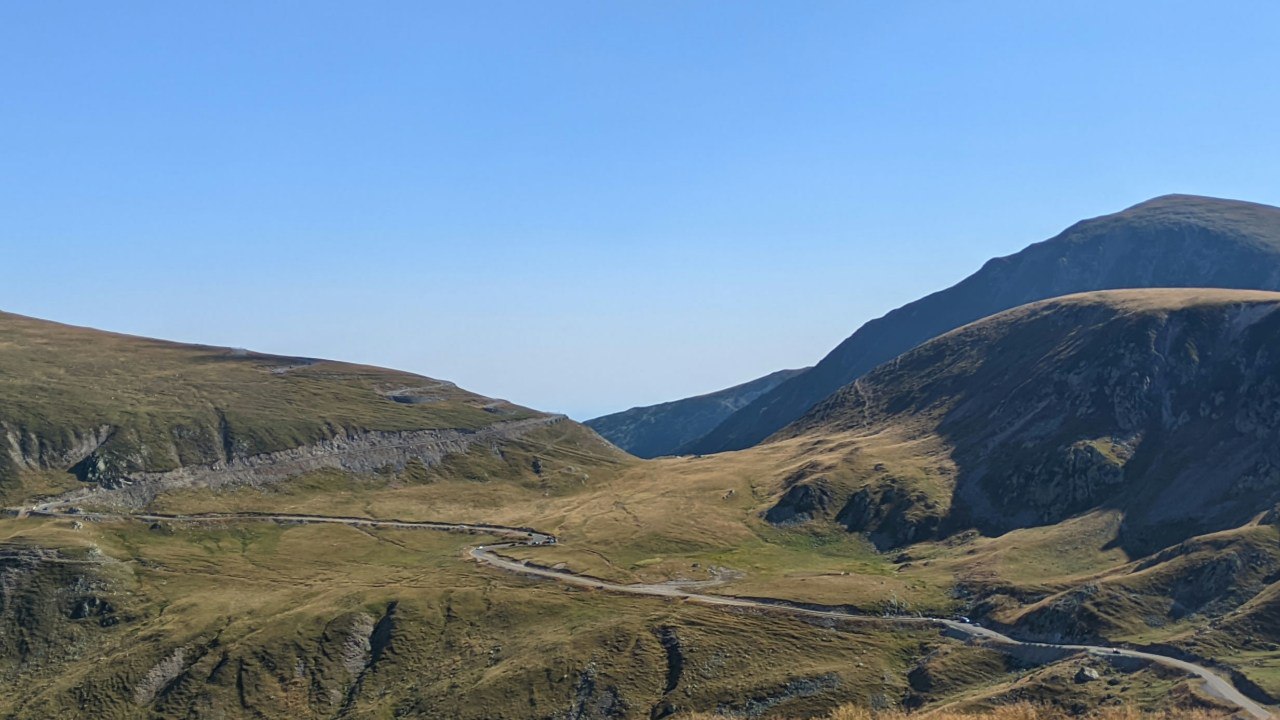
[685,195,1280,455]
[585,368,805,458]
[40,416,567,509]
[774,289,1280,553]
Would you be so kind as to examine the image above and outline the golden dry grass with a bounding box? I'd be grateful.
[0,513,940,718]
[680,701,1228,720]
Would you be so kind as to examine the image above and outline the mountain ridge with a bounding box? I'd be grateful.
[584,367,806,457]
[681,194,1280,455]
[763,288,1280,554]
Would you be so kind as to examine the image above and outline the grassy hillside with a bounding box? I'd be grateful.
[685,195,1280,455]
[0,514,943,719]
[0,510,1239,719]
[683,701,1232,719]
[0,305,1275,717]
[496,290,1280,705]
[0,310,599,503]
[0,312,951,718]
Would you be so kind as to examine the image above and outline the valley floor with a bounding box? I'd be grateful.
[10,503,1273,720]
[685,702,1231,719]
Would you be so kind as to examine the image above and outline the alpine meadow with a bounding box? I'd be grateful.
[4,4,1280,719]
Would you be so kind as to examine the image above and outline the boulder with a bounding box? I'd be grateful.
[1074,666,1101,683]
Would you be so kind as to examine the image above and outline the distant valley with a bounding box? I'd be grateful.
[593,195,1280,459]
[585,368,805,459]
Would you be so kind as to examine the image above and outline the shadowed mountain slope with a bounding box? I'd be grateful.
[767,289,1280,555]
[585,367,805,458]
[684,195,1280,455]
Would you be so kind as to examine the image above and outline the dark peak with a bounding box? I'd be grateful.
[1047,193,1280,254]
[1116,193,1280,218]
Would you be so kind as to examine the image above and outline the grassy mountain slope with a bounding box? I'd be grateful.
[584,367,805,458]
[0,305,1273,717]
[0,515,940,719]
[0,313,1004,718]
[773,289,1280,553]
[0,310,626,505]
[0,509,1240,718]
[490,290,1280,703]
[685,195,1280,455]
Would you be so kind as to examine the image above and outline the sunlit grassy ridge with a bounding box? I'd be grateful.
[0,310,542,501]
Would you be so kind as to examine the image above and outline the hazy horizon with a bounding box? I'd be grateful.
[4,2,1279,419]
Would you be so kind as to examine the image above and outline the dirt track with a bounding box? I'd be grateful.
[22,507,1274,719]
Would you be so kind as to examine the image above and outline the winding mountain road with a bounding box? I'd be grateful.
[20,506,1273,719]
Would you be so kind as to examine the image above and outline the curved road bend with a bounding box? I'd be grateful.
[22,508,1273,720]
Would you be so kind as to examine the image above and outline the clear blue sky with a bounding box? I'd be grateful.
[3,2,1278,419]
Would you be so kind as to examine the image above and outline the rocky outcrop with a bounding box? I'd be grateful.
[1014,584,1107,643]
[1261,504,1280,525]
[0,544,131,680]
[714,673,841,718]
[1009,529,1280,645]
[52,416,564,509]
[0,308,585,506]
[336,602,398,715]
[4,424,113,475]
[648,626,685,719]
[338,614,376,676]
[1164,551,1271,618]
[381,382,460,405]
[993,439,1132,525]
[764,482,833,526]
[311,610,383,709]
[133,647,189,705]
[565,663,627,720]
[1074,666,1100,683]
[836,484,942,550]
[652,627,683,695]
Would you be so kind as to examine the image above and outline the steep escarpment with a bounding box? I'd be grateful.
[585,368,805,458]
[686,195,1280,455]
[771,289,1280,553]
[76,416,570,509]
